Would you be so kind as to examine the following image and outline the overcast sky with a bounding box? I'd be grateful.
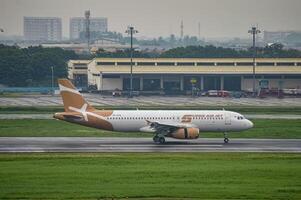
[1,0,301,39]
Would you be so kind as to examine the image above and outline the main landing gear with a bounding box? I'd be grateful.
[224,132,229,144]
[153,135,165,144]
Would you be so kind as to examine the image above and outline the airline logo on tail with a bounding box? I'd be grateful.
[68,103,107,122]
[57,79,94,113]
[69,103,89,121]
[59,84,81,95]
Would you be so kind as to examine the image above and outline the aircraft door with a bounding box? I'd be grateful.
[225,112,231,125]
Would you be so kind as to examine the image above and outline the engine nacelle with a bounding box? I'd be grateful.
[169,128,200,139]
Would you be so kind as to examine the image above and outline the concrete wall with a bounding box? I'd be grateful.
[102,78,123,90]
[281,79,301,89]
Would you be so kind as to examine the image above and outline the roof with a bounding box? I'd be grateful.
[69,58,301,75]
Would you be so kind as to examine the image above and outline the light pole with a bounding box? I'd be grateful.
[51,66,54,95]
[125,26,138,98]
[248,26,261,97]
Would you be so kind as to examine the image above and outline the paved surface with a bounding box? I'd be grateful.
[1,94,301,107]
[1,114,301,120]
[0,137,300,153]
[0,114,53,119]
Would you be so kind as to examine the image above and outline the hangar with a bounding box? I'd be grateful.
[68,58,301,94]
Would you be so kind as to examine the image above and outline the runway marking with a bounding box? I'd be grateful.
[98,144,224,147]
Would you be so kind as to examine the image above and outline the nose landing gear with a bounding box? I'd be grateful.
[224,132,229,144]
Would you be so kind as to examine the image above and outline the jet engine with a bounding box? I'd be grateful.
[169,128,199,139]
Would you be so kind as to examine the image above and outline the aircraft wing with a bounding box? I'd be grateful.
[144,120,196,134]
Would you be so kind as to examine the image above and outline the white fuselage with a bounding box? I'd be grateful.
[105,110,253,132]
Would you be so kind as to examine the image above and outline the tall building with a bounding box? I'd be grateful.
[70,17,108,40]
[23,17,62,41]
[263,31,301,43]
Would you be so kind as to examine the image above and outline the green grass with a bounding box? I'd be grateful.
[0,119,148,137]
[1,105,301,114]
[0,119,301,138]
[0,106,64,114]
[0,153,300,199]
[202,119,301,139]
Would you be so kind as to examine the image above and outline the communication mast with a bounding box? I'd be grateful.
[198,22,201,40]
[85,10,90,52]
[180,20,184,39]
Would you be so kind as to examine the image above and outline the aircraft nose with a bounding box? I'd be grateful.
[247,120,254,129]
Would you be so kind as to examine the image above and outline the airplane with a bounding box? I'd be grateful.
[54,79,253,144]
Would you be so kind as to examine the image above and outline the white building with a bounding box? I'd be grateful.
[263,31,301,43]
[68,58,301,94]
[69,17,108,40]
[23,17,62,41]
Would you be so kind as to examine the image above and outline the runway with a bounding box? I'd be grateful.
[0,137,300,153]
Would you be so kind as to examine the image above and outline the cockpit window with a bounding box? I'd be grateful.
[237,116,245,120]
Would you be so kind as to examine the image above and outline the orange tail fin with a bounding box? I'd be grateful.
[58,79,95,112]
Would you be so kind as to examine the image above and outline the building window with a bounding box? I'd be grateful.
[216,62,235,66]
[74,66,87,69]
[74,63,87,68]
[157,62,175,66]
[276,62,296,66]
[97,62,115,65]
[103,74,120,78]
[176,62,195,66]
[257,62,275,66]
[197,62,215,66]
[236,62,253,66]
[284,75,301,79]
[137,62,156,66]
[243,75,262,79]
[117,62,132,65]
[263,75,282,79]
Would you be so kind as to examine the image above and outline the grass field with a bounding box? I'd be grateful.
[1,105,301,114]
[0,118,301,138]
[0,153,300,199]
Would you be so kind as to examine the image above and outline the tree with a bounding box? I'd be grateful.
[0,45,78,87]
[160,44,301,58]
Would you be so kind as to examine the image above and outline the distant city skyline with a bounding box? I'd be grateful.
[23,17,62,41]
[70,17,108,40]
[1,0,301,39]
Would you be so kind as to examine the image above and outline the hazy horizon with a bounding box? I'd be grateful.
[1,0,301,39]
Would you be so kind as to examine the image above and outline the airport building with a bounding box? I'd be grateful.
[70,17,108,40]
[68,58,301,94]
[23,17,62,41]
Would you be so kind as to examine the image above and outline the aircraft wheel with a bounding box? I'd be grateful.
[153,135,159,143]
[224,138,229,144]
[159,137,165,144]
